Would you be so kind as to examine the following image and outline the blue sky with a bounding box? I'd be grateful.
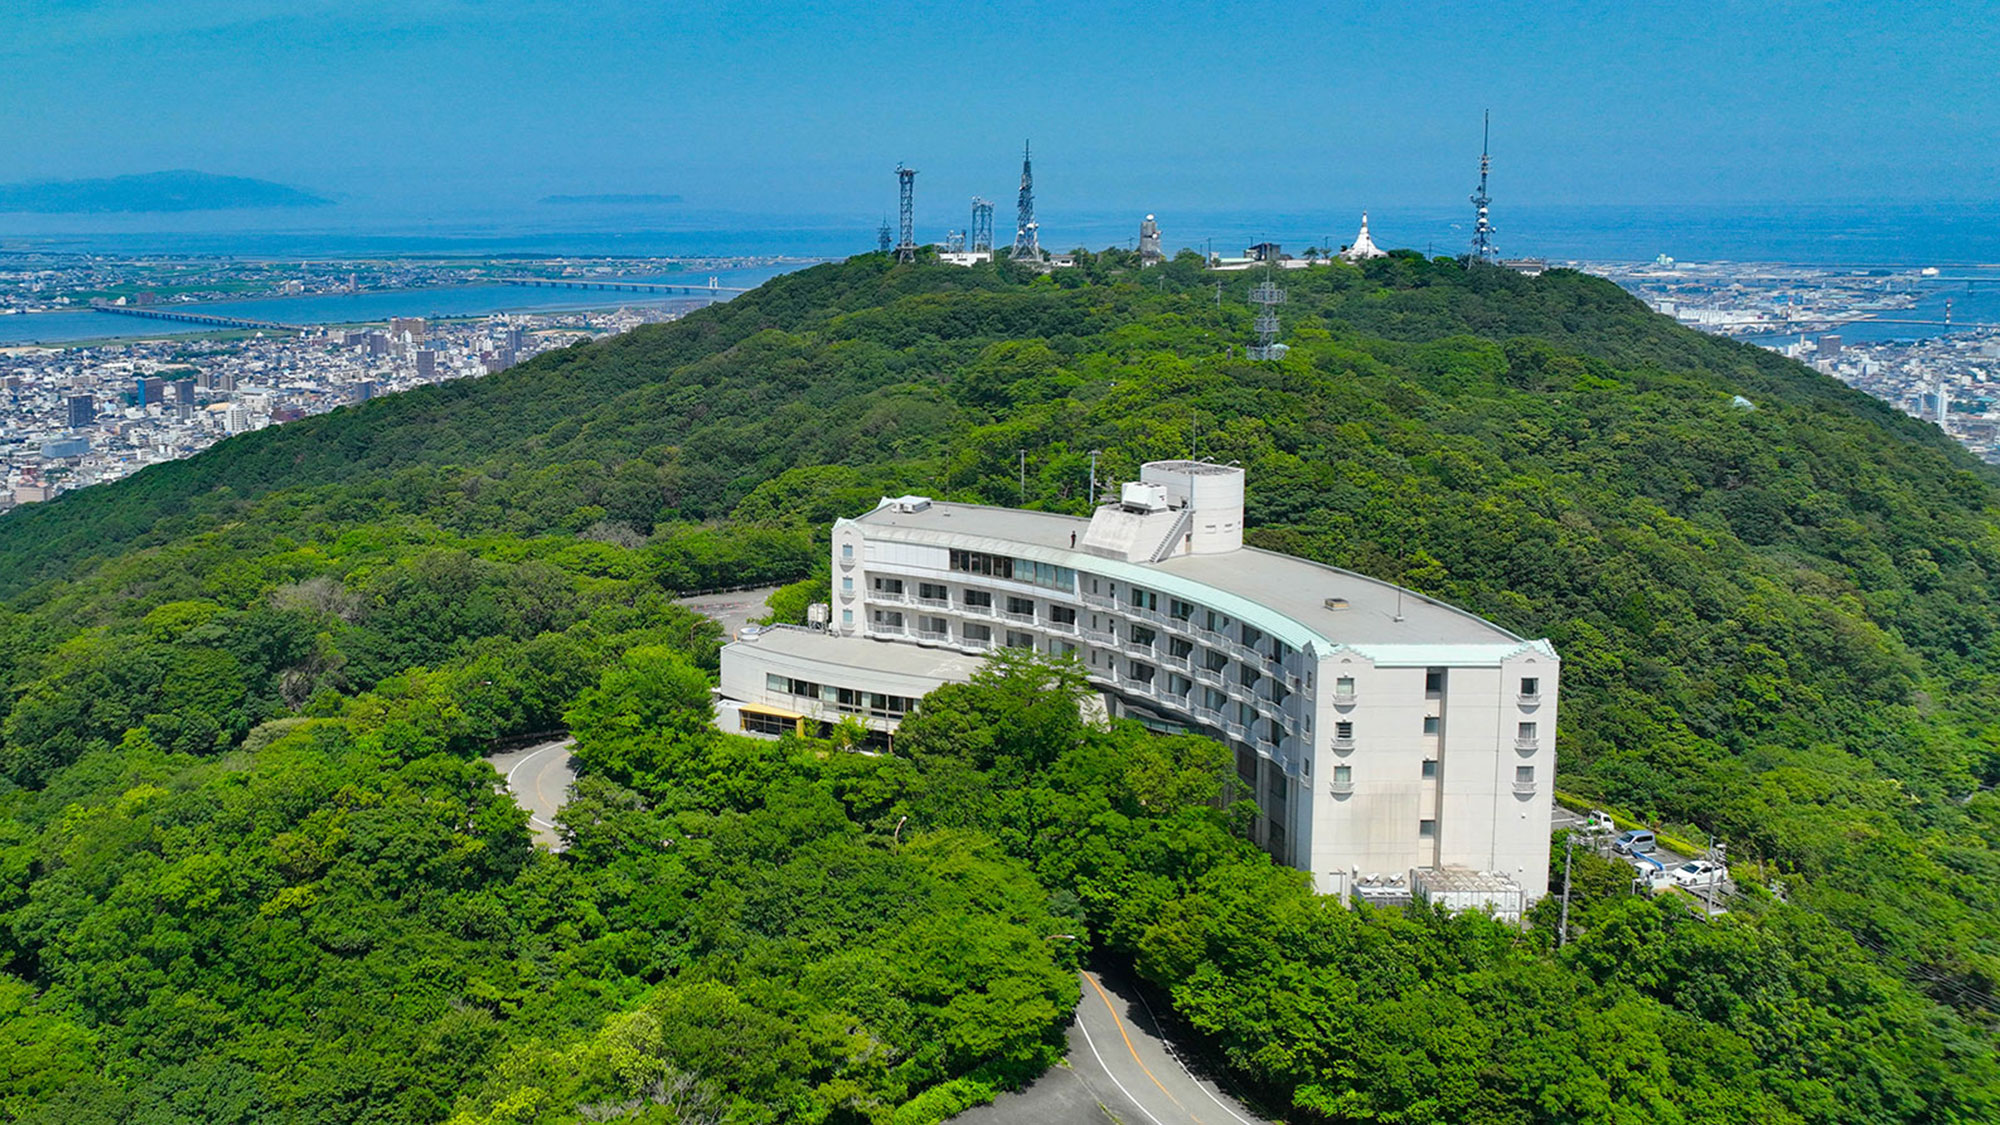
[2,0,1994,223]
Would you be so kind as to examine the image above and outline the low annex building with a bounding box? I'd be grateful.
[718,462,1559,902]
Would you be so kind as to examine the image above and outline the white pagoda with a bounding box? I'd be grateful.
[1340,212,1388,261]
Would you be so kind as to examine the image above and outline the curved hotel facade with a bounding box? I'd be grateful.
[718,462,1558,901]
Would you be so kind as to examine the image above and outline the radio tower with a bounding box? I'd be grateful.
[1011,141,1039,261]
[970,197,995,254]
[877,217,893,254]
[1470,111,1497,262]
[1247,278,1287,360]
[895,164,917,263]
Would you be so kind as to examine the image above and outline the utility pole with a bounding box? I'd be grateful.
[1703,840,1727,918]
[1017,449,1026,505]
[1558,831,1575,947]
[1088,449,1102,508]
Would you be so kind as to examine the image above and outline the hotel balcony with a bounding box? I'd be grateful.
[916,629,950,644]
[959,601,994,617]
[1513,778,1539,795]
[1332,686,1357,708]
[1001,609,1035,625]
[1331,735,1356,753]
[915,594,949,608]
[1327,779,1355,797]
[1081,625,1117,646]
[1043,617,1077,634]
[1081,590,1116,609]
[1193,664,1226,687]
[1514,737,1539,752]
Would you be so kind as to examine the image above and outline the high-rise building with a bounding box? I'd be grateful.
[1819,334,1843,359]
[65,393,94,429]
[390,317,427,343]
[173,379,198,407]
[716,462,1560,907]
[135,376,167,407]
[415,349,437,379]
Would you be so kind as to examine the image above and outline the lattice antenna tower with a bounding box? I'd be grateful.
[1011,141,1039,260]
[1247,277,1287,360]
[970,197,995,253]
[877,217,893,254]
[895,164,918,263]
[944,230,966,253]
[1469,111,1498,262]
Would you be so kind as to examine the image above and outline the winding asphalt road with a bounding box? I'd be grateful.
[957,967,1273,1125]
[485,738,575,849]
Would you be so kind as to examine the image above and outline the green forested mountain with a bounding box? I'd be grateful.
[1,249,1997,1123]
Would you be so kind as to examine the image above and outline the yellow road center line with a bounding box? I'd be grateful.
[1083,971,1199,1122]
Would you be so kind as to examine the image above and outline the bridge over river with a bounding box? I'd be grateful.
[90,300,303,333]
[495,276,752,297]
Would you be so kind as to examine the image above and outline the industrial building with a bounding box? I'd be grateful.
[717,462,1560,903]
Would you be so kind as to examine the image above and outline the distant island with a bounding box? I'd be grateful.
[539,192,684,205]
[0,170,332,214]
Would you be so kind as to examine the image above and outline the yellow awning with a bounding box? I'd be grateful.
[738,702,807,720]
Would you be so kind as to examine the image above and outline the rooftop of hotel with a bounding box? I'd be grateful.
[851,499,1539,658]
[726,624,987,681]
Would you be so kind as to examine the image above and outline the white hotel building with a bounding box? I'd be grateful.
[718,462,1559,902]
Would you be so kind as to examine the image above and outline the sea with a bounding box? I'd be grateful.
[0,200,1993,347]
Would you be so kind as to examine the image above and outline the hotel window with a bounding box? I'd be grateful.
[1130,624,1158,648]
[1203,648,1229,672]
[1005,630,1035,649]
[918,615,949,636]
[872,609,904,628]
[1335,720,1354,739]
[1419,819,1437,839]
[1205,609,1232,633]
[1333,765,1352,785]
[963,622,992,643]
[841,609,853,627]
[1169,637,1195,660]
[1129,661,1156,684]
[766,673,788,693]
[1422,716,1440,735]
[962,590,992,609]
[1240,623,1265,649]
[1425,668,1444,697]
[1050,640,1078,658]
[1518,721,1538,741]
[1128,586,1158,612]
[1006,595,1035,616]
[841,576,854,594]
[1049,605,1077,626]
[1422,759,1438,780]
[841,543,853,560]
[1520,676,1540,698]
[872,576,904,595]
[1204,687,1228,711]
[1238,664,1260,688]
[1516,765,1536,785]
[1169,598,1195,621]
[1166,674,1193,697]
[1335,675,1354,695]
[918,581,948,601]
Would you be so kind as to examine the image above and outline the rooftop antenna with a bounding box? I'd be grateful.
[1012,141,1039,261]
[895,164,917,263]
[1470,110,1498,262]
[970,197,994,254]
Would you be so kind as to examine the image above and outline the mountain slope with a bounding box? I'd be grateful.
[3,250,1999,1120]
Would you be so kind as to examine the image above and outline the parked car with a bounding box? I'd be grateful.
[1613,829,1657,856]
[1670,860,1728,888]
